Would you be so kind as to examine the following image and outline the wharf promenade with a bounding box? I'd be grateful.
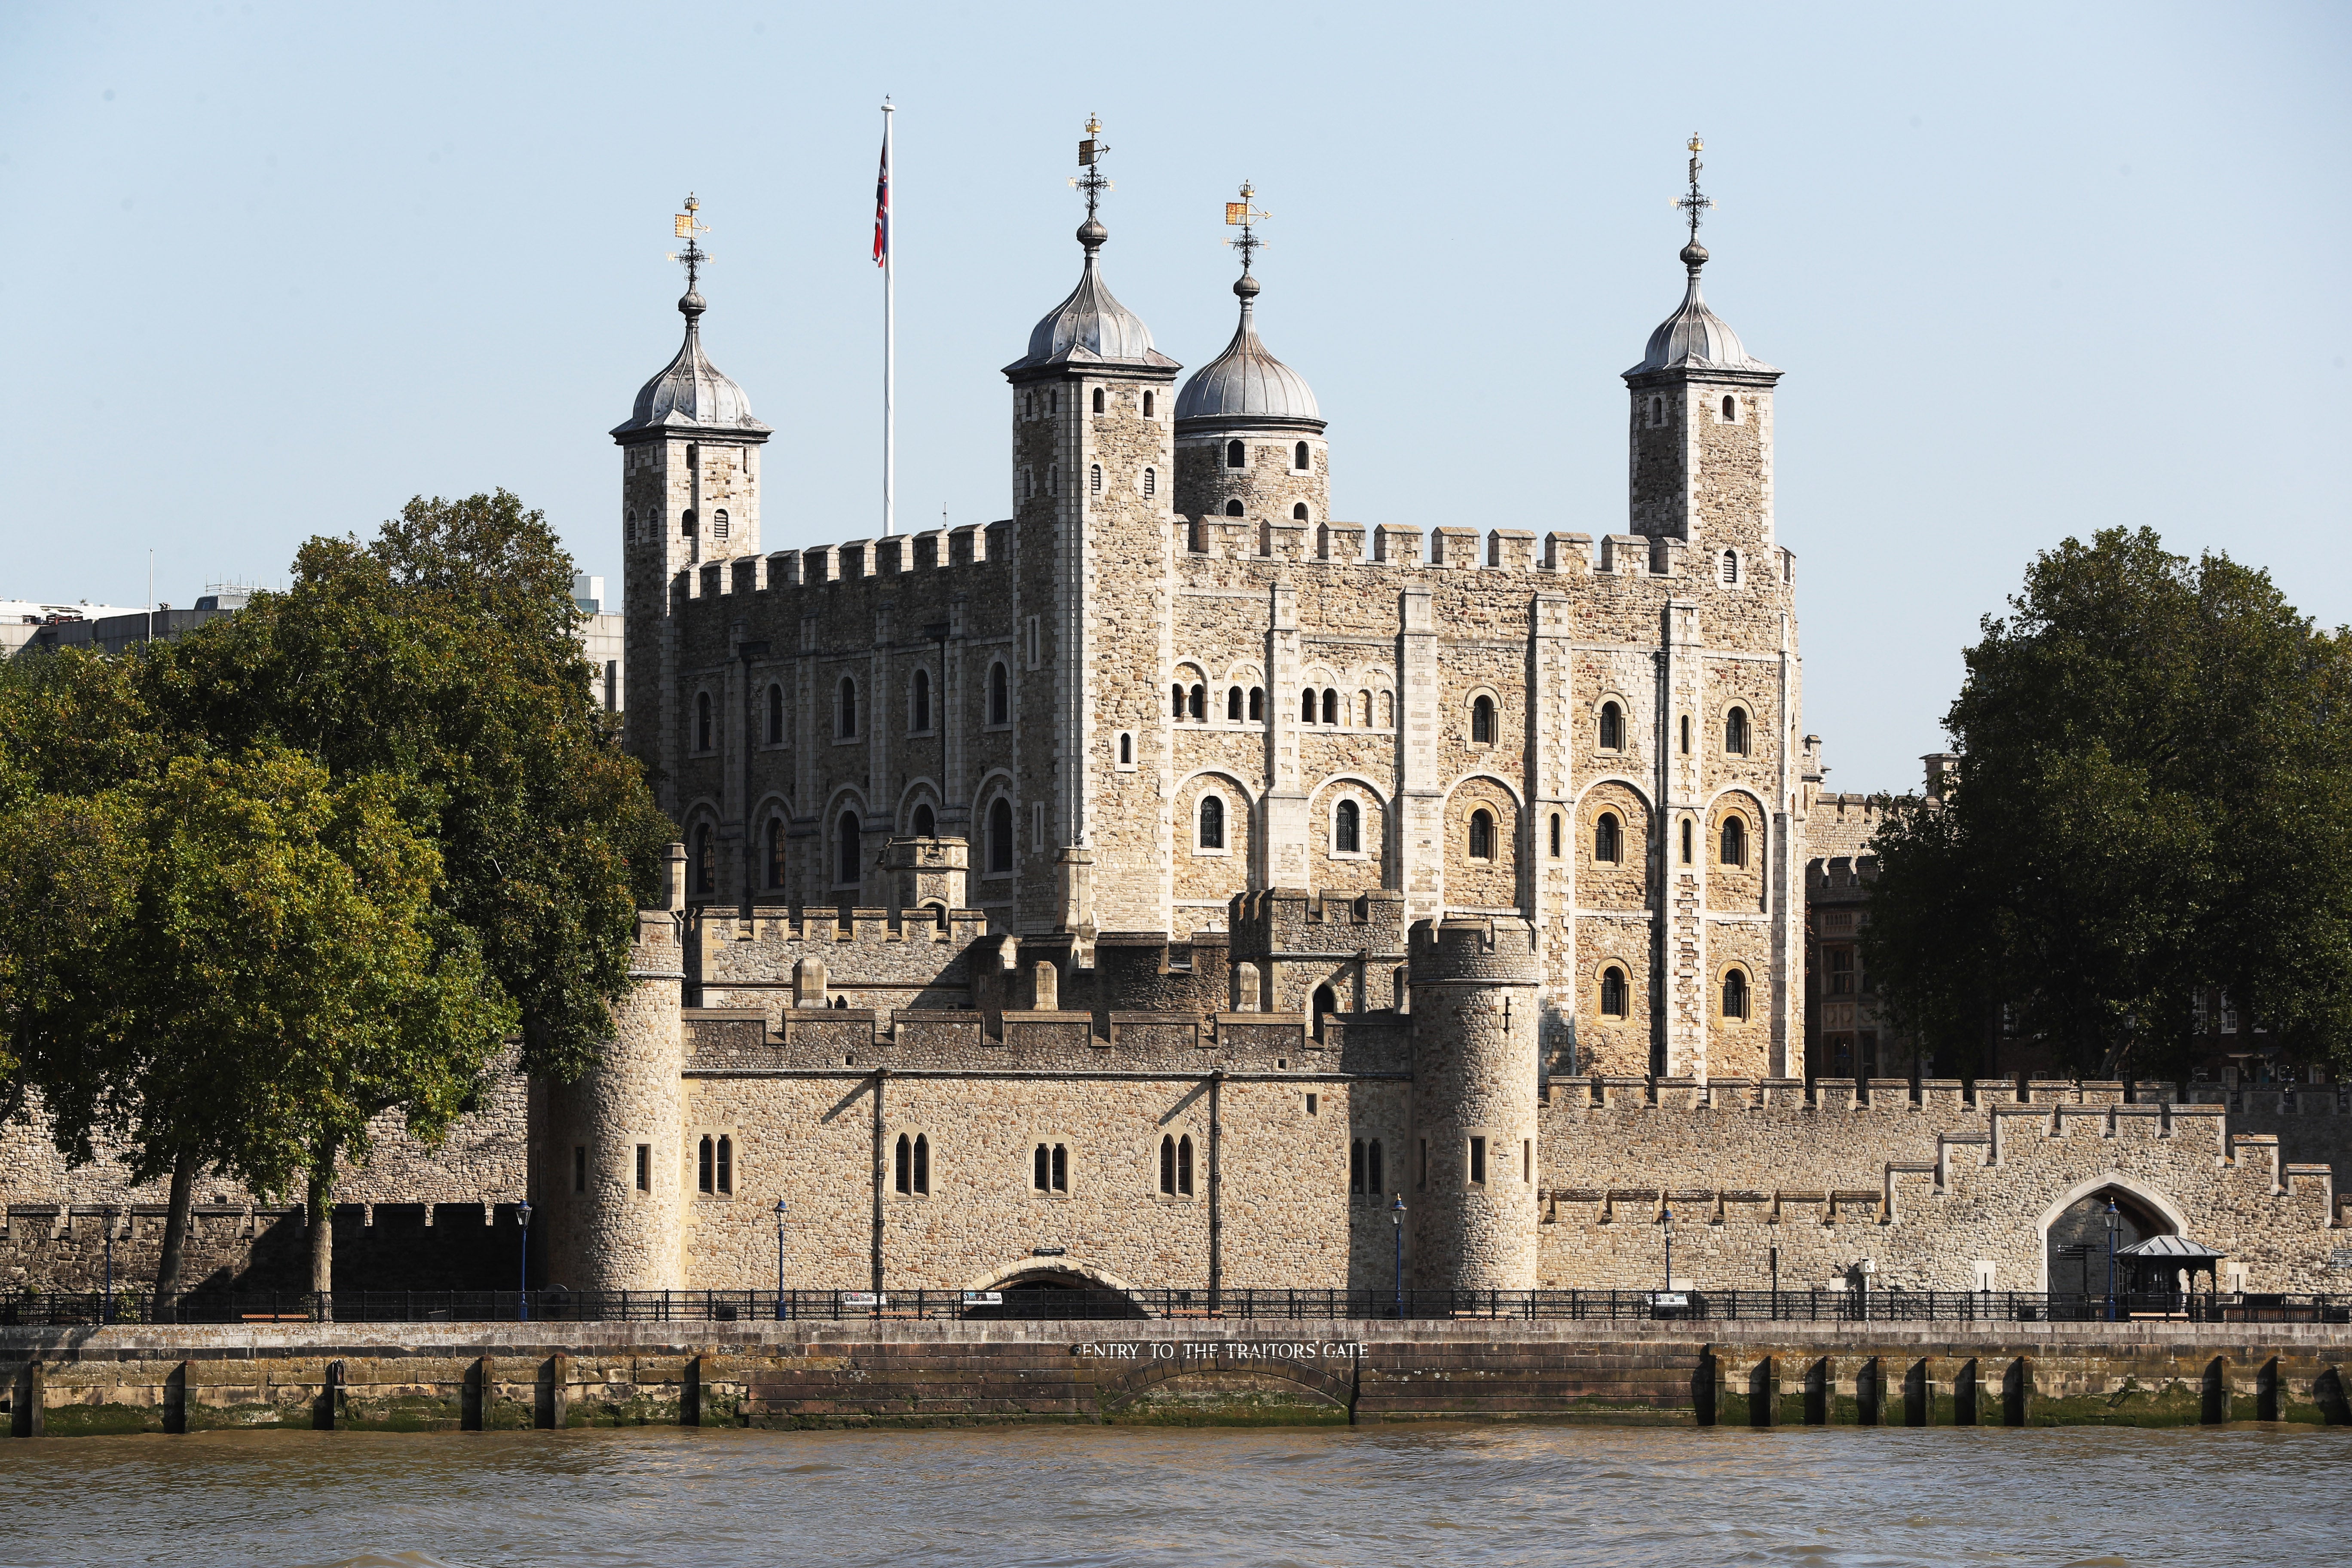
[6,1318,2350,1434]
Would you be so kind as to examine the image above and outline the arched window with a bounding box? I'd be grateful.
[1721,549,1740,586]
[696,692,713,752]
[1293,441,1310,470]
[766,817,787,888]
[695,824,715,894]
[1033,1144,1049,1191]
[1724,706,1750,755]
[1225,498,1244,517]
[1173,684,1188,720]
[1468,808,1495,861]
[1051,1143,1068,1191]
[911,668,931,732]
[1143,467,1157,498]
[1721,394,1736,421]
[911,802,935,838]
[1350,1139,1366,1194]
[836,812,861,887]
[1091,387,1105,414]
[988,797,1014,873]
[1313,983,1338,1039]
[1471,694,1496,744]
[712,508,729,540]
[1227,686,1243,722]
[1594,812,1622,864]
[1599,701,1623,751]
[716,1134,732,1194]
[1023,392,1034,419]
[1197,795,1225,851]
[1089,463,1102,495]
[1681,818,1694,864]
[1225,439,1246,469]
[698,1135,715,1194]
[1335,798,1361,854]
[1249,687,1264,721]
[1302,688,1317,723]
[989,662,1010,726]
[680,509,696,537]
[1721,968,1749,1020]
[1177,1134,1193,1195]
[1650,395,1663,425]
[1160,1135,1177,1195]
[1117,732,1132,765]
[1316,523,1329,558]
[1600,966,1628,1017]
[1720,815,1747,866]
[837,678,857,739]
[1295,502,1311,522]
[1322,688,1338,725]
[1549,812,1562,858]
[1142,391,1155,417]
[766,683,784,745]
[1190,684,1206,720]
[894,1133,912,1194]
[912,1133,928,1194]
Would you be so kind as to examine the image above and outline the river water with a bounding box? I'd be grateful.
[1,1424,2345,1567]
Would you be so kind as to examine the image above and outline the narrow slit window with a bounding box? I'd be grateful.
[1469,1136,1487,1186]
[698,1135,715,1194]
[838,678,858,738]
[1051,1143,1068,1192]
[912,1133,928,1195]
[989,797,1014,872]
[1160,1135,1176,1195]
[836,812,862,887]
[1089,462,1102,495]
[1033,1143,1050,1192]
[1681,818,1694,864]
[1549,812,1562,858]
[1143,466,1157,498]
[635,1144,650,1192]
[696,692,713,752]
[1118,732,1133,765]
[1177,1135,1193,1195]
[716,1135,732,1194]
[766,683,784,744]
[1350,1139,1366,1194]
[1142,390,1155,416]
[911,668,931,732]
[895,1134,912,1194]
[1369,1139,1384,1194]
[989,662,1010,726]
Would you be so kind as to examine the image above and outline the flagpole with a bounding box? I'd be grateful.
[882,98,896,537]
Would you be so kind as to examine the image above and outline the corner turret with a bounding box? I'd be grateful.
[1407,916,1540,1292]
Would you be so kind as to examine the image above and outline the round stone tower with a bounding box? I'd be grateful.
[1408,916,1540,1292]
[542,843,690,1293]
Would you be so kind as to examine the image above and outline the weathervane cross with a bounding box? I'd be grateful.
[1072,114,1113,222]
[1674,134,1713,245]
[668,193,710,291]
[1224,180,1271,273]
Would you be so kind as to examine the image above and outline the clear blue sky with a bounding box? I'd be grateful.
[3,2,2346,792]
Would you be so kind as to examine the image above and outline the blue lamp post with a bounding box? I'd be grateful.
[785,1204,804,1326]
[1390,1195,1406,1320]
[516,1199,532,1321]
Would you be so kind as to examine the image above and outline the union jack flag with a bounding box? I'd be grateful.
[873,140,889,266]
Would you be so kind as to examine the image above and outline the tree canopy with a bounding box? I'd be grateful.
[1862,527,2352,1079]
[0,490,669,1298]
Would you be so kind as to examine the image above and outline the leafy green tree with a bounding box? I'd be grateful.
[0,745,513,1314]
[141,491,672,1089]
[1863,527,2352,1079]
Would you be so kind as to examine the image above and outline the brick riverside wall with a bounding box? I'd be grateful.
[7,1320,2348,1435]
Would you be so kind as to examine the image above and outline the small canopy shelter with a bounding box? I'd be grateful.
[2114,1233,2226,1295]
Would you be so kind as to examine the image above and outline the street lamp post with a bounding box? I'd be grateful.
[103,1207,116,1325]
[2116,1204,2135,1326]
[1660,1204,1675,1294]
[785,1204,804,1326]
[1390,1195,1406,1320]
[516,1199,532,1322]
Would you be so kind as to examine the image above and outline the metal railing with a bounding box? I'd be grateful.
[5,1287,2346,1328]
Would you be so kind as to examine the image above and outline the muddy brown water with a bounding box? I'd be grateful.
[0,1424,2345,1567]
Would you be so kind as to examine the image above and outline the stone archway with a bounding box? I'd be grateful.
[961,1258,1149,1320]
[2039,1179,2180,1295]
